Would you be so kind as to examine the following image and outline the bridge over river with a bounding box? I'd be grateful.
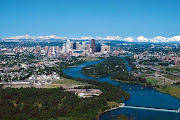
[120,105,179,113]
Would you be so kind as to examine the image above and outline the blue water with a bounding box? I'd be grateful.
[63,58,180,120]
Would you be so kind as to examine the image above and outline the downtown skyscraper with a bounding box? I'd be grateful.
[91,39,96,53]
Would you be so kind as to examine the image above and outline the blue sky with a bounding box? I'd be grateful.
[0,0,179,38]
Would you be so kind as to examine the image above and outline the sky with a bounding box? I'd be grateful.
[0,0,179,38]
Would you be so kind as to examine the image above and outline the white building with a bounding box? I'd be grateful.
[101,45,111,54]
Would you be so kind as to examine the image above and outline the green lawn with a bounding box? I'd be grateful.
[146,77,158,85]
[107,101,120,108]
[53,78,89,86]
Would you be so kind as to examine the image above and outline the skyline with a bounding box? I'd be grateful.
[0,0,180,38]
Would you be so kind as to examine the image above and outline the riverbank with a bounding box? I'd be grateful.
[97,102,124,120]
[156,86,180,100]
[105,73,180,101]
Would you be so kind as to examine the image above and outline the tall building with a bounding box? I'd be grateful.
[73,42,76,49]
[82,42,86,50]
[66,39,71,53]
[76,42,80,50]
[91,39,96,53]
[101,45,111,54]
[86,44,91,53]
[62,46,66,53]
[96,44,101,52]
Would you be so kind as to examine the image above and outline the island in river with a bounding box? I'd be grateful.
[82,57,147,85]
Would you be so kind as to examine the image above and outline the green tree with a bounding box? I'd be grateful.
[117,114,128,120]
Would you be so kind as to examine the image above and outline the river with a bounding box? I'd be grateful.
[63,58,180,120]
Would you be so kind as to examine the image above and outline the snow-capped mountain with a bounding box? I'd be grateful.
[5,35,67,40]
[136,36,149,42]
[2,35,180,42]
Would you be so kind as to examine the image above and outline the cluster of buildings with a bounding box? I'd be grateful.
[61,39,111,57]
[29,73,60,80]
[160,56,180,65]
[1,72,60,87]
[0,39,112,58]
[134,51,180,65]
[0,39,130,60]
[66,89,102,98]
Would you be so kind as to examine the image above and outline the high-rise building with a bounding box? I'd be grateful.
[66,39,71,53]
[101,45,111,54]
[62,46,66,53]
[96,44,101,52]
[91,39,96,53]
[76,42,80,50]
[86,44,91,53]
[73,42,76,49]
[82,42,86,50]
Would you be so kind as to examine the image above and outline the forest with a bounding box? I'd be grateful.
[82,57,127,78]
[0,80,130,120]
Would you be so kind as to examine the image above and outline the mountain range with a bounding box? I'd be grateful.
[1,35,180,43]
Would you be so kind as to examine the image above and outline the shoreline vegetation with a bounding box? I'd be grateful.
[156,86,180,100]
[0,58,130,120]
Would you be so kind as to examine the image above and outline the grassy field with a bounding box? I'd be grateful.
[80,57,100,61]
[164,74,180,81]
[157,86,180,100]
[146,77,158,85]
[51,78,89,88]
[107,101,120,108]
[154,66,166,70]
